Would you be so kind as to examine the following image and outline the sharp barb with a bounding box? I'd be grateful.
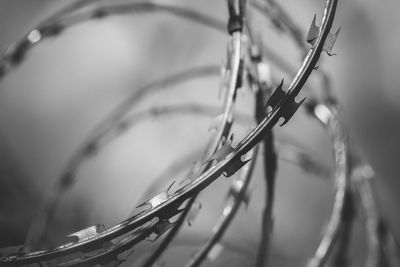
[279,97,306,126]
[323,27,341,56]
[307,14,320,46]
[166,181,176,195]
[210,135,235,163]
[222,157,252,177]
[156,202,184,221]
[265,79,285,111]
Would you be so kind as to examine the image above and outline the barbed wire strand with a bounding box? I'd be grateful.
[139,2,247,265]
[0,0,339,265]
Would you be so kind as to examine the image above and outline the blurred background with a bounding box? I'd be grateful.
[0,0,399,266]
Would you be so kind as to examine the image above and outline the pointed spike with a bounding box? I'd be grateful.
[158,204,183,221]
[266,79,286,111]
[307,14,320,46]
[154,197,185,221]
[311,14,317,25]
[223,157,253,177]
[279,97,306,126]
[210,135,235,163]
[166,181,176,196]
[277,78,284,89]
[323,27,341,56]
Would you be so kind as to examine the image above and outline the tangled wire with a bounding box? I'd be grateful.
[0,0,399,266]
